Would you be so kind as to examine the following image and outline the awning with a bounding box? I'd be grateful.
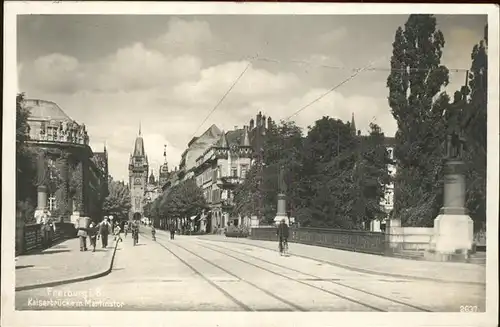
[190,216,197,221]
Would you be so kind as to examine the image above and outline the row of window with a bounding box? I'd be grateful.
[196,164,249,186]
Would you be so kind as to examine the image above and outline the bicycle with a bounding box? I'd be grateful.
[279,238,289,256]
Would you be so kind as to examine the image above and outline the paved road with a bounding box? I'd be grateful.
[15,229,486,311]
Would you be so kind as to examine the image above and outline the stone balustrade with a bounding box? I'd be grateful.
[16,222,76,255]
[30,120,90,146]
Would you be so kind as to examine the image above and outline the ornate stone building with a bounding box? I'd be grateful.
[128,128,148,220]
[193,112,271,233]
[23,99,108,222]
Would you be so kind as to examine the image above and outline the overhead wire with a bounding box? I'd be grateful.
[162,39,469,73]
[188,60,253,141]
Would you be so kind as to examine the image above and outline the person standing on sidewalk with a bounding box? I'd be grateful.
[99,217,111,248]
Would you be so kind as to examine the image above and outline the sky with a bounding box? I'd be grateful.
[17,14,487,182]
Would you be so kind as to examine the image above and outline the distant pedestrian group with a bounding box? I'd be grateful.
[75,216,117,252]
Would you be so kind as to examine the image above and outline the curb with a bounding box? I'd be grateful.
[197,236,486,286]
[15,239,120,292]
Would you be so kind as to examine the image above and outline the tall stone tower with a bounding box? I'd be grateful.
[128,125,148,220]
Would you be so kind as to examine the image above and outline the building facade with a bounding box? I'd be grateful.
[128,129,148,220]
[144,171,162,205]
[22,99,108,222]
[192,112,271,233]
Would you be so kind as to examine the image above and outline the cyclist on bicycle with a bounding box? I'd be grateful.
[276,218,289,255]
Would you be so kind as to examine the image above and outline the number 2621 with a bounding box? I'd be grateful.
[460,305,478,312]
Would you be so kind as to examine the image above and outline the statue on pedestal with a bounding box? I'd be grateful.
[278,165,286,194]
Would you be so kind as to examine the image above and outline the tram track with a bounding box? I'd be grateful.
[151,233,386,311]
[142,233,252,311]
[198,240,434,312]
[145,233,304,311]
[142,230,432,312]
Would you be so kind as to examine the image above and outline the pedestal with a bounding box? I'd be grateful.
[274,193,289,225]
[426,160,474,262]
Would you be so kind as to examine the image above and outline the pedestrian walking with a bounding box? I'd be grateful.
[113,224,122,242]
[169,223,176,240]
[99,217,111,248]
[88,221,98,252]
[132,220,140,246]
[40,209,55,248]
[75,216,91,252]
[151,226,156,241]
[124,221,129,238]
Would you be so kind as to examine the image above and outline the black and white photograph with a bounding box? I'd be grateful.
[2,2,498,327]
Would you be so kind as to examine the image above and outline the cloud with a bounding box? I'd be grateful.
[317,27,348,46]
[153,18,214,52]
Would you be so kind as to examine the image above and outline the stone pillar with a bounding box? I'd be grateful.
[57,154,71,222]
[428,160,474,261]
[274,193,288,225]
[70,161,84,226]
[37,185,48,210]
[388,218,404,251]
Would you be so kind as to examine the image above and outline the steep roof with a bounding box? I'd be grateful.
[23,99,73,122]
[133,136,145,157]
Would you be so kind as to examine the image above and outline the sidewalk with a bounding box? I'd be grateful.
[15,236,119,291]
[197,235,486,285]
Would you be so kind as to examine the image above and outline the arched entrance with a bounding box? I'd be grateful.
[133,212,141,221]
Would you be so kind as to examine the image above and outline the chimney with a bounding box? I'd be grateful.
[256,111,262,127]
[249,118,255,130]
[267,116,272,129]
[234,125,238,130]
[262,115,266,129]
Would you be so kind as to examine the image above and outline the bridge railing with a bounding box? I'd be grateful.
[250,226,387,255]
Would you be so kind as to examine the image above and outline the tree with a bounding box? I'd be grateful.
[301,117,358,228]
[103,180,132,220]
[387,14,450,226]
[352,123,392,229]
[233,120,304,224]
[462,25,488,231]
[158,179,207,223]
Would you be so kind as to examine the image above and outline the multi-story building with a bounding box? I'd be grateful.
[22,99,108,222]
[178,124,222,182]
[193,112,271,233]
[194,126,253,232]
[128,128,148,220]
[144,171,161,205]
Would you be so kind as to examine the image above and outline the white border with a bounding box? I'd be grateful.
[3,2,499,327]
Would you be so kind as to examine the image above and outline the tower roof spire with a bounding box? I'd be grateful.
[242,125,251,147]
[218,130,229,148]
[139,121,142,136]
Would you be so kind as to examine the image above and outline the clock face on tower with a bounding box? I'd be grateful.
[134,178,141,185]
